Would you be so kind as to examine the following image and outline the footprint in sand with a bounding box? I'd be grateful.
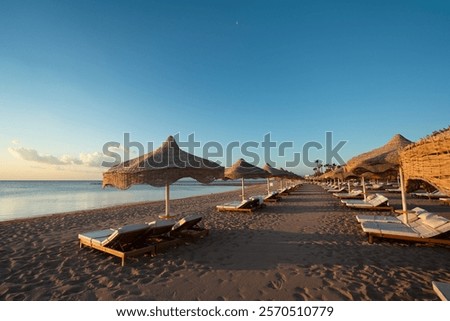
[268,272,287,290]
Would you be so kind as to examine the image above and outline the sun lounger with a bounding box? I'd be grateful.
[386,188,402,193]
[341,193,392,211]
[440,198,450,206]
[78,220,176,266]
[411,190,448,199]
[368,183,384,190]
[360,211,450,246]
[155,214,209,252]
[264,191,281,202]
[327,187,347,193]
[171,214,208,238]
[432,281,450,301]
[216,197,263,212]
[333,190,363,199]
[355,207,427,224]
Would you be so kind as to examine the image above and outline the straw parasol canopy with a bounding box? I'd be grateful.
[103,135,224,218]
[263,163,289,194]
[400,127,450,196]
[280,168,301,180]
[225,158,269,200]
[263,163,288,178]
[345,134,412,177]
[319,167,348,180]
[344,134,412,202]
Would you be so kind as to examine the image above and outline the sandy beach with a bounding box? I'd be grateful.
[0,183,449,301]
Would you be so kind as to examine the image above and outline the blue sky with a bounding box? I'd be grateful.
[1,0,449,179]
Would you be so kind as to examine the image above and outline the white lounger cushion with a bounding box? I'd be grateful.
[78,229,115,246]
[421,215,449,229]
[361,221,419,238]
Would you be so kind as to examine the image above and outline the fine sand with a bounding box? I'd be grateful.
[1,183,449,301]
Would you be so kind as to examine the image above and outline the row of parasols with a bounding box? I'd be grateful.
[102,136,302,218]
[314,127,450,220]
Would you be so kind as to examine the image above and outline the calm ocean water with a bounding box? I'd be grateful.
[0,180,241,222]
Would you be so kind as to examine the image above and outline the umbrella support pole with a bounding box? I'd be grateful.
[399,167,409,224]
[362,176,367,201]
[159,184,177,219]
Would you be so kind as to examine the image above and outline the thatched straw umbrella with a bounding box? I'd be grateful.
[263,163,289,194]
[345,134,412,204]
[225,159,269,201]
[345,134,412,177]
[103,135,224,218]
[400,127,450,196]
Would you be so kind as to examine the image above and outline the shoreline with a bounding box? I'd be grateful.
[0,181,266,224]
[0,186,245,226]
[1,183,449,300]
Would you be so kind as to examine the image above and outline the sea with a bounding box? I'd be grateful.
[0,180,244,222]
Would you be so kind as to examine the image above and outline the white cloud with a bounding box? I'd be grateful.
[8,147,109,167]
[8,147,66,165]
[11,139,20,145]
[79,152,105,167]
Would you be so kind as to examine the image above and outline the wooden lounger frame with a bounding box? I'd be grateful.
[79,238,156,266]
[366,232,450,246]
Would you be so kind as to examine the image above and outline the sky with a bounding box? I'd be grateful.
[1,0,449,179]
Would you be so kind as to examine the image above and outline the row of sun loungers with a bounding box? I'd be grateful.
[215,185,302,213]
[264,191,282,202]
[279,184,302,195]
[327,186,347,193]
[216,197,265,213]
[333,189,363,199]
[322,183,450,300]
[215,191,285,213]
[79,214,207,266]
